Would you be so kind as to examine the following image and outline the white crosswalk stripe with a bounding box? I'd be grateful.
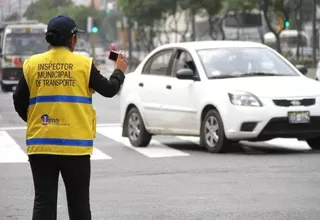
[0,125,312,164]
[0,131,28,163]
[97,127,190,158]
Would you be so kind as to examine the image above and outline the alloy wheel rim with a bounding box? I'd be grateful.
[128,112,141,141]
[204,116,219,148]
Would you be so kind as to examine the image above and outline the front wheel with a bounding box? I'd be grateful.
[200,109,232,153]
[126,107,152,147]
[306,137,320,150]
[1,83,10,92]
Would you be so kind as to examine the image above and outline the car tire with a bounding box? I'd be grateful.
[200,109,232,153]
[1,83,10,92]
[126,107,152,147]
[306,137,320,150]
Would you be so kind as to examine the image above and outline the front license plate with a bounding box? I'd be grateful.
[288,111,310,124]
[12,86,16,91]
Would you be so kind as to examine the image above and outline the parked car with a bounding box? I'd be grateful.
[119,40,320,153]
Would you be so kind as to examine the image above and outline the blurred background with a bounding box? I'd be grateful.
[1,0,320,72]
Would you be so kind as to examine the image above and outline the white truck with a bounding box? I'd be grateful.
[0,20,48,92]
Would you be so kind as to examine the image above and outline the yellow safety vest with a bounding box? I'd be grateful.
[23,47,96,156]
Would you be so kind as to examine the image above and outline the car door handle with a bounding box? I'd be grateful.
[166,85,172,89]
[139,82,144,87]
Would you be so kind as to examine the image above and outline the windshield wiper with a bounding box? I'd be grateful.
[238,72,282,77]
[207,75,240,79]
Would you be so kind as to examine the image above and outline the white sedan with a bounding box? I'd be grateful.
[119,41,320,153]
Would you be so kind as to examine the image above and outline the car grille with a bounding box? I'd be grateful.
[273,99,315,107]
[2,68,23,80]
[258,117,320,139]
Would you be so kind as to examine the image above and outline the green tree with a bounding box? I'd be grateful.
[24,0,109,47]
[24,0,74,23]
[226,0,257,12]
[261,0,291,53]
[24,0,105,33]
[118,0,167,27]
[118,0,170,50]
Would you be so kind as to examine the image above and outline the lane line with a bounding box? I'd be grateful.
[264,138,310,150]
[97,127,190,158]
[91,147,112,160]
[177,136,311,150]
[0,131,28,163]
[0,123,121,131]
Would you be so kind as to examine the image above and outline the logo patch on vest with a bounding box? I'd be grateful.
[40,114,59,125]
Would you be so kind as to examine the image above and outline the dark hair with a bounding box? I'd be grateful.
[45,32,71,47]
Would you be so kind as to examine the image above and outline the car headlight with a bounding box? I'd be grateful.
[228,91,263,107]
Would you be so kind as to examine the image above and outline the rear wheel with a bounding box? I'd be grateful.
[306,137,320,150]
[126,107,152,147]
[200,109,232,153]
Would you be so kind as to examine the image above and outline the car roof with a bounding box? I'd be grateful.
[6,23,47,28]
[156,40,267,51]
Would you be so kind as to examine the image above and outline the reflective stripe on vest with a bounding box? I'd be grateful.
[29,95,93,105]
[23,47,96,156]
[26,138,93,146]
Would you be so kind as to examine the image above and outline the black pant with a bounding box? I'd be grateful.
[28,154,91,220]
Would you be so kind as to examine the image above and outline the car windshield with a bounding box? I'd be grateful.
[197,47,299,79]
[3,33,48,55]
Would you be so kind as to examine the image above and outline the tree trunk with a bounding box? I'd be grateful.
[276,35,282,54]
[262,8,282,54]
[295,0,303,60]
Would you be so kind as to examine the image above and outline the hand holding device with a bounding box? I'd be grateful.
[108,50,119,61]
[111,51,127,73]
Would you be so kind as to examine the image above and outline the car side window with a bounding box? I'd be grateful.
[142,57,153,74]
[172,50,197,77]
[145,50,173,76]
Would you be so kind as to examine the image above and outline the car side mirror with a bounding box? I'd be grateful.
[296,65,308,75]
[176,68,194,80]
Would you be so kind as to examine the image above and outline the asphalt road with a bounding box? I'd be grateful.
[1,77,320,219]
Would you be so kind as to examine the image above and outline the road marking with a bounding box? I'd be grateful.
[177,136,311,150]
[176,136,200,145]
[0,123,121,131]
[264,138,310,150]
[97,127,190,158]
[0,131,112,163]
[0,131,28,163]
[91,147,112,160]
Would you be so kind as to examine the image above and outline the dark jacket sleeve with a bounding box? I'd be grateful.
[13,76,30,122]
[89,63,125,97]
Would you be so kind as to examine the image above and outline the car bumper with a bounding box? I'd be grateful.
[223,97,320,141]
[1,68,23,85]
[2,80,19,85]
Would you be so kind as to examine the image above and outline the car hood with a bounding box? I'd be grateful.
[209,76,320,98]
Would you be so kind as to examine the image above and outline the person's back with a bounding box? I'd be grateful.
[25,48,96,156]
[12,14,127,220]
